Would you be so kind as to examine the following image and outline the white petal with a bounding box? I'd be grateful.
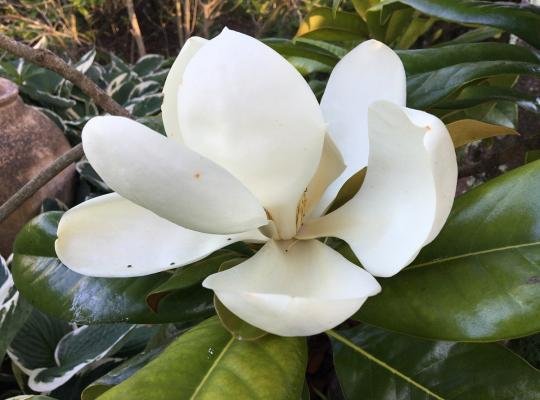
[161,36,207,142]
[179,28,326,239]
[304,134,345,217]
[55,193,267,277]
[82,116,267,234]
[316,39,406,214]
[297,101,457,277]
[203,239,381,337]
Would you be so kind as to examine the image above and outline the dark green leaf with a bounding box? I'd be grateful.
[355,160,540,341]
[434,26,501,47]
[98,317,307,400]
[146,251,238,312]
[330,324,540,399]
[397,43,539,75]
[435,85,540,113]
[12,212,214,324]
[407,61,540,109]
[285,56,333,75]
[264,38,340,66]
[394,0,540,48]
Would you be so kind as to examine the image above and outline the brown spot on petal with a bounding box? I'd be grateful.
[194,172,201,179]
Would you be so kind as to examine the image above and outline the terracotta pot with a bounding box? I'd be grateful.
[0,77,75,257]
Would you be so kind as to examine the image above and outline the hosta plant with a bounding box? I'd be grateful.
[0,49,167,141]
[4,9,540,400]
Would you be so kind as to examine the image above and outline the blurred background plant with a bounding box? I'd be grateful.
[0,0,330,60]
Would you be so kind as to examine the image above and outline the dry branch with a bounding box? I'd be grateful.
[0,33,129,117]
[0,34,131,223]
[0,145,83,223]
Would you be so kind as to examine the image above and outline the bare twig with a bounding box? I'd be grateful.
[125,0,146,58]
[0,144,83,223]
[0,33,130,117]
[174,0,184,46]
[0,34,131,223]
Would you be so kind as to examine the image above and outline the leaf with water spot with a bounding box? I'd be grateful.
[97,317,306,400]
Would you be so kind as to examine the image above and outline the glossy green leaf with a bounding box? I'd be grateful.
[441,100,518,128]
[355,160,540,341]
[11,212,214,324]
[295,38,348,58]
[393,0,540,48]
[98,317,307,400]
[0,256,32,358]
[434,26,501,47]
[330,324,540,399]
[397,42,539,75]
[146,251,238,312]
[407,61,540,109]
[435,85,540,113]
[296,7,368,41]
[288,56,333,75]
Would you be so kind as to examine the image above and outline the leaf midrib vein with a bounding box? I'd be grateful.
[189,336,235,400]
[327,330,445,400]
[408,240,540,270]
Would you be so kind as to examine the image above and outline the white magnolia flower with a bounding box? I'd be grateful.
[55,29,457,337]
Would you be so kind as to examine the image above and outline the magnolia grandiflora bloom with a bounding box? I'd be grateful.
[55,29,457,337]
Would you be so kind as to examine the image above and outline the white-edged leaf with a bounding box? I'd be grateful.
[8,311,134,392]
[0,256,32,358]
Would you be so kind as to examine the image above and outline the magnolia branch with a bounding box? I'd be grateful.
[0,33,129,117]
[0,34,130,223]
[0,145,83,223]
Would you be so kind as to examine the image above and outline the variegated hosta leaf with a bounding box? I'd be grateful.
[0,256,31,358]
[8,309,134,392]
